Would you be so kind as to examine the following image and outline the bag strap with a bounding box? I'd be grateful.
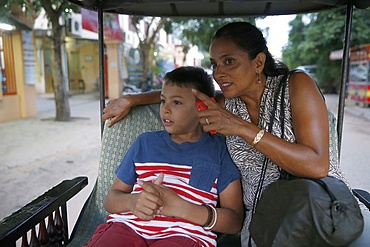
[248,71,294,247]
[251,69,297,212]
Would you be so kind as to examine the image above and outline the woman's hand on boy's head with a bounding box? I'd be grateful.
[192,89,246,136]
[192,89,221,134]
[192,89,218,108]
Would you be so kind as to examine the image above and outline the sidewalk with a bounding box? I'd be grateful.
[0,92,102,232]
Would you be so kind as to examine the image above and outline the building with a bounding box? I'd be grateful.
[1,6,204,122]
[0,8,38,122]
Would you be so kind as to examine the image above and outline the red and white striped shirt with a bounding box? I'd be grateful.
[108,163,218,246]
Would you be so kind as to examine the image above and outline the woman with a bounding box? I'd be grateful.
[193,22,330,244]
[102,22,348,246]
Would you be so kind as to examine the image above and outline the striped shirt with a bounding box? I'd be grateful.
[108,131,240,247]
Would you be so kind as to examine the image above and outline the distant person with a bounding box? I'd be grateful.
[84,66,243,247]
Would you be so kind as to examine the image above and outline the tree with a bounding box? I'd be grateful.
[165,17,258,69]
[169,17,257,52]
[130,16,168,83]
[130,17,258,79]
[2,0,77,121]
[282,8,370,93]
[41,0,78,121]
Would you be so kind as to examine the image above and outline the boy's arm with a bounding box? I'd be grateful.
[104,178,163,220]
[212,179,244,233]
[179,180,243,234]
[103,90,161,127]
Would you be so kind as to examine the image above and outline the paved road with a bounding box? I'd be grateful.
[0,92,369,236]
[325,95,370,194]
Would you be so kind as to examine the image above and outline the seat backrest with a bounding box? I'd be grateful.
[68,104,162,246]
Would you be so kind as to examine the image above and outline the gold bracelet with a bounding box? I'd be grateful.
[250,129,265,148]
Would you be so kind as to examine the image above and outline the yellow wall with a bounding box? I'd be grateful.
[65,38,99,93]
[0,95,21,122]
[106,39,123,99]
[0,30,37,122]
[79,43,99,91]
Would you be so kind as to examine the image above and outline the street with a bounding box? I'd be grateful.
[325,94,370,193]
[0,92,101,231]
[339,108,370,193]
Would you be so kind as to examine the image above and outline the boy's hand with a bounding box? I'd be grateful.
[139,173,183,218]
[130,176,164,220]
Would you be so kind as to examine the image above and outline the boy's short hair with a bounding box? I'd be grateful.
[163,66,215,97]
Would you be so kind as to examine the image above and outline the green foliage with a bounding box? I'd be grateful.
[170,17,257,53]
[282,8,370,93]
[0,0,77,21]
[0,0,40,21]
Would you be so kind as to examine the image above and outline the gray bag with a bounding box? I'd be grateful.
[249,175,364,246]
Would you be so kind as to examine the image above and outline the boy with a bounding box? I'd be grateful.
[84,66,243,247]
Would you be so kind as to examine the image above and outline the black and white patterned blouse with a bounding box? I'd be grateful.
[224,74,347,230]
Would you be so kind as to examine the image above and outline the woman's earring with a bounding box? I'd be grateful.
[257,73,261,84]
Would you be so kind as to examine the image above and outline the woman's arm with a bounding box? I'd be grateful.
[103,90,225,127]
[268,71,329,177]
[140,178,244,234]
[193,72,329,178]
[104,178,163,220]
[102,90,161,127]
[249,72,329,177]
